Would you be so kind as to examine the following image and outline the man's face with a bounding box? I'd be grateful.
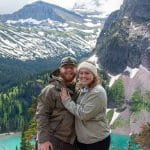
[60,64,77,82]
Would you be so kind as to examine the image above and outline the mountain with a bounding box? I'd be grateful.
[0,1,149,146]
[0,0,125,62]
[122,65,150,99]
[73,0,123,20]
[0,1,102,91]
[95,0,150,74]
[73,0,103,15]
[0,1,83,23]
[0,22,95,60]
[0,0,124,91]
[89,0,150,137]
[0,1,103,61]
[0,20,96,91]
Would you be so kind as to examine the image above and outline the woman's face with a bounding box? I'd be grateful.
[79,68,94,87]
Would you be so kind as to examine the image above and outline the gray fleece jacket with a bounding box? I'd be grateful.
[62,84,110,144]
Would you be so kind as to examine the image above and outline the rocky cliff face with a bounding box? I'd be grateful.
[122,65,150,99]
[119,0,150,21]
[95,0,150,74]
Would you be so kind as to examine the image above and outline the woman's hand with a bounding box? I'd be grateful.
[60,87,71,101]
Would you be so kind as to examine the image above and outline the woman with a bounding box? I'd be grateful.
[60,61,110,150]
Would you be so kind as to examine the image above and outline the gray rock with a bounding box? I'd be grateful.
[95,0,150,74]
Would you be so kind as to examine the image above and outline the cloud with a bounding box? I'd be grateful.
[100,0,123,14]
[0,0,77,14]
[0,0,27,14]
[0,0,123,15]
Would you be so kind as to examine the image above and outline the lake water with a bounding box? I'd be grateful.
[0,133,139,150]
[0,133,21,150]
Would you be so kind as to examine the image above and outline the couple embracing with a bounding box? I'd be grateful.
[36,56,110,150]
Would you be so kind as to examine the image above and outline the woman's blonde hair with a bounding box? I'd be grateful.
[89,73,101,88]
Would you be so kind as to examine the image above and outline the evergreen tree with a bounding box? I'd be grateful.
[110,78,124,107]
[0,70,48,133]
[130,89,142,112]
[98,69,110,89]
[20,126,28,150]
[142,91,150,111]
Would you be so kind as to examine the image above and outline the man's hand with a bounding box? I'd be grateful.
[38,141,53,150]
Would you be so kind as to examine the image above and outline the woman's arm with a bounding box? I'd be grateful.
[60,88,106,121]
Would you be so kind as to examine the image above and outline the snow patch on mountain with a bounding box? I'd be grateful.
[73,0,102,13]
[109,74,121,87]
[84,22,100,27]
[0,22,98,60]
[38,31,45,36]
[73,0,123,17]
[110,109,120,126]
[124,66,139,78]
[99,0,123,17]
[6,18,42,25]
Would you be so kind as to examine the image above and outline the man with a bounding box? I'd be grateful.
[36,56,78,150]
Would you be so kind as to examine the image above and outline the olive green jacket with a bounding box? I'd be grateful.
[62,84,110,144]
[35,70,78,144]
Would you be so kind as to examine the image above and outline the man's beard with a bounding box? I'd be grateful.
[60,73,76,82]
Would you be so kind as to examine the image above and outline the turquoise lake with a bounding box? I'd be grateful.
[0,133,139,150]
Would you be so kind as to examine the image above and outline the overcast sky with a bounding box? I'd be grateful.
[0,0,77,14]
[0,0,123,15]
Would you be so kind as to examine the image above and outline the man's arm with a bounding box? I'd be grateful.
[35,85,55,143]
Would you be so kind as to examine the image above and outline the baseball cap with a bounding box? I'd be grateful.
[60,56,77,67]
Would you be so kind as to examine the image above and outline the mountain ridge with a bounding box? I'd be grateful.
[0,1,83,23]
[0,1,102,91]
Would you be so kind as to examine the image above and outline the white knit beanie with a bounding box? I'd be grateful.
[78,61,98,76]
